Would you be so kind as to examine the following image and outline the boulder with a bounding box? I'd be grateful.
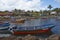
[47,34,60,40]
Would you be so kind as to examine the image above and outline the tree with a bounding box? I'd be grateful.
[42,10,49,16]
[52,8,60,16]
[48,5,53,15]
[48,5,52,10]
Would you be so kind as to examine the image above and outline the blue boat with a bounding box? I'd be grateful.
[0,22,10,30]
[9,24,55,35]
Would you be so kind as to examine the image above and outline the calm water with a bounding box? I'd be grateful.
[19,18,60,34]
[1,18,60,37]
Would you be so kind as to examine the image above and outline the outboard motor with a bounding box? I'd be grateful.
[8,24,17,33]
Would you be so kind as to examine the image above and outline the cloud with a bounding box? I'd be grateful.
[0,0,46,11]
[54,0,60,2]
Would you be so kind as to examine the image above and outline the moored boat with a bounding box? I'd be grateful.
[12,19,25,24]
[0,22,10,30]
[10,24,55,35]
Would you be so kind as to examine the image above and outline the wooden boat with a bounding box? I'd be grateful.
[10,24,55,35]
[0,22,10,30]
[12,19,25,24]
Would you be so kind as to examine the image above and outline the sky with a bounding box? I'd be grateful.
[0,0,60,11]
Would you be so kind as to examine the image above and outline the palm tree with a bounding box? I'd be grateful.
[48,5,52,10]
[48,5,52,15]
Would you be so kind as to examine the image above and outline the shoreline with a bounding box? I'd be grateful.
[0,34,60,40]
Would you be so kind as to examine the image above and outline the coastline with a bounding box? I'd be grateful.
[0,34,60,40]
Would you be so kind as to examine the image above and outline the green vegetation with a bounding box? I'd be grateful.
[0,5,60,18]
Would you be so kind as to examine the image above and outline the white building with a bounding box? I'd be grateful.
[50,11,57,15]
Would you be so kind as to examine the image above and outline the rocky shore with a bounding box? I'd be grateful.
[0,34,60,40]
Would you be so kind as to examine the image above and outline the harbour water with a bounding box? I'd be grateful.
[0,17,60,38]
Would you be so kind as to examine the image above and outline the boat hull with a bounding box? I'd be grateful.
[12,19,25,24]
[13,28,51,35]
[0,22,10,30]
[0,27,9,30]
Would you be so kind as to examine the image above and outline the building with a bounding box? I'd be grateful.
[50,11,57,16]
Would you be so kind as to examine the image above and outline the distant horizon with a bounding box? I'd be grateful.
[0,0,60,11]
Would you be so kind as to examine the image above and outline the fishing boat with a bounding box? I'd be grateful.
[12,19,25,24]
[0,22,10,30]
[10,24,55,35]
